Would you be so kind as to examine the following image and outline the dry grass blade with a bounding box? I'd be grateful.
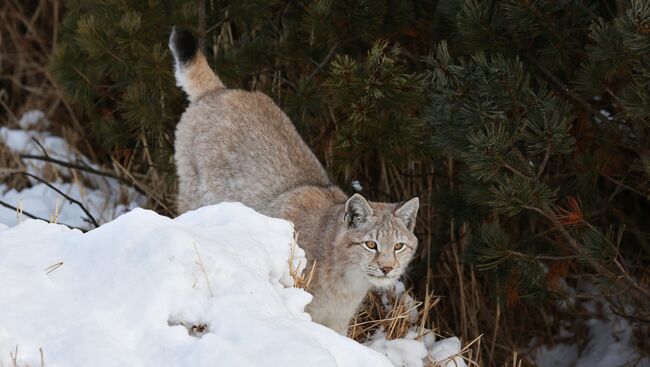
[4,170,99,227]
[349,285,481,367]
[10,345,18,367]
[44,261,63,275]
[288,228,316,290]
[350,287,439,342]
[192,241,214,297]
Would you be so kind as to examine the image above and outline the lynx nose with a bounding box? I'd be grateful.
[381,266,393,275]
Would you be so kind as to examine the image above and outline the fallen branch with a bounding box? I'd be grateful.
[0,198,85,231]
[609,305,650,324]
[6,170,99,228]
[19,154,147,196]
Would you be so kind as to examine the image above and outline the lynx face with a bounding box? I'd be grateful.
[339,194,419,288]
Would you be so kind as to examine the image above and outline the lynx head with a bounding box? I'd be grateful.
[339,193,419,288]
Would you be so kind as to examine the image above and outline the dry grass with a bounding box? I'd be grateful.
[5,345,45,367]
[352,287,481,367]
[289,229,317,290]
[4,3,648,367]
[0,0,79,133]
[0,0,177,218]
[192,241,215,297]
[350,287,438,341]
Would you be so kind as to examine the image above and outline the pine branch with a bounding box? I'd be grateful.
[539,202,650,300]
[536,146,551,179]
[522,53,636,145]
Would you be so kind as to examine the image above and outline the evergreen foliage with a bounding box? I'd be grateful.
[52,0,650,358]
[423,0,650,311]
[51,0,196,173]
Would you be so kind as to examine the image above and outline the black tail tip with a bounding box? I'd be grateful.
[170,26,198,65]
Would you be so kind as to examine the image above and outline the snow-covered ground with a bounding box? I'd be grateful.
[535,315,649,367]
[0,203,464,367]
[7,110,645,366]
[0,110,141,228]
[0,111,466,367]
[533,291,650,367]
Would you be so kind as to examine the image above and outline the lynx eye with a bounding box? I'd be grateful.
[394,243,406,252]
[363,241,377,250]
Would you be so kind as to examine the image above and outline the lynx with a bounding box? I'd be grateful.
[169,27,419,335]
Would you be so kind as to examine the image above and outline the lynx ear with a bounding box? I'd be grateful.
[394,197,419,231]
[343,194,373,228]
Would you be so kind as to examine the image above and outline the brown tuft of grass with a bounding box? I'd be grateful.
[6,344,45,367]
[350,287,439,342]
[0,0,78,132]
[349,285,481,367]
[0,142,30,190]
[289,229,316,290]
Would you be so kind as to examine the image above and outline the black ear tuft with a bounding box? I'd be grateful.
[169,26,198,65]
[343,194,373,228]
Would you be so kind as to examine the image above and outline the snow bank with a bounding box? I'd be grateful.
[0,203,399,366]
[366,330,466,367]
[1,110,466,366]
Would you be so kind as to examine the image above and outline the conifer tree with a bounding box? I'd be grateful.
[51,0,438,195]
[51,0,650,329]
[424,0,650,308]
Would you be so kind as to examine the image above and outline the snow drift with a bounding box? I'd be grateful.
[0,203,463,367]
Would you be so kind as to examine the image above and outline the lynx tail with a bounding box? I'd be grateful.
[169,27,224,101]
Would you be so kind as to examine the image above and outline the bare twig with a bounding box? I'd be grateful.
[44,261,63,274]
[0,198,84,231]
[6,170,99,227]
[30,137,49,158]
[10,345,18,367]
[304,42,339,86]
[539,202,650,299]
[609,305,650,324]
[523,53,629,141]
[19,154,148,196]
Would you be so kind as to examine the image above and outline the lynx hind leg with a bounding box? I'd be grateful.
[174,139,200,213]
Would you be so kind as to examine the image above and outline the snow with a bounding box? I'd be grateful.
[534,282,650,367]
[366,330,466,367]
[0,182,136,229]
[367,331,428,367]
[363,284,467,367]
[0,203,467,367]
[351,180,363,192]
[17,109,47,129]
[535,312,650,367]
[0,204,395,367]
[0,127,71,163]
[427,337,465,367]
[0,111,141,228]
[0,111,467,366]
